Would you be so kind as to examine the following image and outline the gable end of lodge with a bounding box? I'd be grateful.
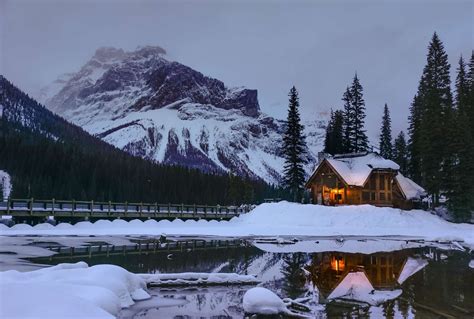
[305,152,426,209]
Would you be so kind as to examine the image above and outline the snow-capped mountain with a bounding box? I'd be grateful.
[40,46,326,184]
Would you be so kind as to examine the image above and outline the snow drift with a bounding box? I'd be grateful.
[0,262,150,319]
[1,202,473,248]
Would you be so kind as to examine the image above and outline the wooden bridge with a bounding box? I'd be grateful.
[0,198,252,223]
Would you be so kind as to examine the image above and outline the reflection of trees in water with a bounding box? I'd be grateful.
[281,252,308,299]
[404,250,473,316]
[382,300,395,317]
[325,302,370,317]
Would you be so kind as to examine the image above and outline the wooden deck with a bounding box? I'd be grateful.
[0,199,251,222]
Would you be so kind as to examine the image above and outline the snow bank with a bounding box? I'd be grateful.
[328,271,402,305]
[1,202,473,248]
[0,262,150,319]
[243,287,288,315]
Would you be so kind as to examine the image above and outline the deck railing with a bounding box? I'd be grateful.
[0,198,252,219]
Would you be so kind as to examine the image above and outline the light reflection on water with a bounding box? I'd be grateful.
[32,237,473,318]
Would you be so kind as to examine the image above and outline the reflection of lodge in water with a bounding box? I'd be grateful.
[307,250,417,301]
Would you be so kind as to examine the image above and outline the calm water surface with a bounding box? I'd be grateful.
[31,237,474,318]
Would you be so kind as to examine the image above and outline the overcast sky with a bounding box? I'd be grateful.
[1,0,472,142]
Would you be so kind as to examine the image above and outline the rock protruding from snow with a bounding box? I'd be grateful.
[39,46,324,183]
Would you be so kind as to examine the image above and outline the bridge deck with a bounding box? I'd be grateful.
[0,199,250,221]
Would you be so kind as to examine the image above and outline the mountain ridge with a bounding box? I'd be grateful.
[40,46,326,184]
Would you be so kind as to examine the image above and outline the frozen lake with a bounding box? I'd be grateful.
[1,235,473,318]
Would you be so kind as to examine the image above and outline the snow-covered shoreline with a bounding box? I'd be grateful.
[0,262,150,318]
[1,202,473,248]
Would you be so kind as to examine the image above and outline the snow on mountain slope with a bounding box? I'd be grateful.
[40,46,326,184]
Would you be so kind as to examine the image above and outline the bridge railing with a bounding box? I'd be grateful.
[0,198,252,218]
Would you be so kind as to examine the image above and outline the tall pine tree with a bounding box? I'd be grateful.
[407,94,422,184]
[350,74,369,152]
[411,33,453,205]
[324,109,344,155]
[379,103,392,159]
[341,74,369,153]
[445,56,474,221]
[342,87,354,153]
[468,51,474,140]
[324,110,335,154]
[282,86,308,202]
[393,131,408,175]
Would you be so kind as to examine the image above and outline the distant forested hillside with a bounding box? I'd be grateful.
[0,76,283,204]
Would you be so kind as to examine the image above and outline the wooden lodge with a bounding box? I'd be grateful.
[305,152,425,209]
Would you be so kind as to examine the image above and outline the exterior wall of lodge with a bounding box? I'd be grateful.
[307,160,409,208]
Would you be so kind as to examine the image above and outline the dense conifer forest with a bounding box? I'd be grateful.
[323,33,474,221]
[0,76,283,204]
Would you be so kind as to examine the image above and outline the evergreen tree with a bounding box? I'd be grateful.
[282,86,308,202]
[445,56,474,221]
[379,103,392,159]
[324,110,335,154]
[468,51,474,141]
[412,33,453,205]
[281,253,307,299]
[349,74,369,152]
[393,131,408,175]
[408,94,422,184]
[341,75,369,153]
[324,109,344,155]
[342,87,354,153]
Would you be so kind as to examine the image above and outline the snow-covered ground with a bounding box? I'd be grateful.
[2,202,473,248]
[0,262,150,319]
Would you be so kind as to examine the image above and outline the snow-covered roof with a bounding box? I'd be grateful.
[397,257,428,285]
[316,152,400,186]
[395,173,426,200]
[328,271,402,305]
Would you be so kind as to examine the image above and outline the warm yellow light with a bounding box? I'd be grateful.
[331,256,345,271]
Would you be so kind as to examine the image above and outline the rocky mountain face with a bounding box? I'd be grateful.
[40,46,326,184]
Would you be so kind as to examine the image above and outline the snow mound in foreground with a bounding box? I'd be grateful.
[243,287,288,315]
[0,262,150,319]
